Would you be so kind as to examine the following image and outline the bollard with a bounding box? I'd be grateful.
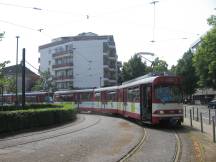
[209,109,211,125]
[190,109,193,127]
[200,112,203,133]
[215,109,216,123]
[184,106,187,118]
[192,107,194,120]
[213,116,215,143]
[197,108,199,121]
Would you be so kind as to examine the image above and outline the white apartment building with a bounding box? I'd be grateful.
[38,32,118,90]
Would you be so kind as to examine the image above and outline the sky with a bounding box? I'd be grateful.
[0,0,215,73]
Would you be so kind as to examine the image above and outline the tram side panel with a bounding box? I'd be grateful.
[79,92,94,112]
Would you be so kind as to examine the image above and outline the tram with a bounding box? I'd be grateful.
[1,92,53,104]
[54,73,183,125]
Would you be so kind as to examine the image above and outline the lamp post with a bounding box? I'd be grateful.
[150,1,159,43]
[15,36,19,106]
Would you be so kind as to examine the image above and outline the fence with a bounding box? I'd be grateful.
[185,105,216,143]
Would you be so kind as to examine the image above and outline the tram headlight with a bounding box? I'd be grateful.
[159,110,164,114]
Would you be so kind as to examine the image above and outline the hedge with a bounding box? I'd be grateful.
[0,103,76,133]
[0,104,61,111]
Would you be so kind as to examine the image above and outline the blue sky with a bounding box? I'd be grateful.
[0,0,215,73]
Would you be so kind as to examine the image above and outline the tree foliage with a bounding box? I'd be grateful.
[0,31,5,41]
[193,24,216,89]
[122,54,148,82]
[31,71,56,92]
[174,50,198,96]
[0,61,10,87]
[207,15,216,26]
[6,76,16,93]
[151,57,168,73]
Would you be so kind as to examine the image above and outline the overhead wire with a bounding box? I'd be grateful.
[0,1,200,40]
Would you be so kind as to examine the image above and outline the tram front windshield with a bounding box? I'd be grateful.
[154,85,182,103]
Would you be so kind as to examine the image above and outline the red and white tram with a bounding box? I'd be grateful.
[1,92,53,104]
[54,74,183,125]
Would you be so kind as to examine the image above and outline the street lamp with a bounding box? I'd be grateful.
[15,36,19,106]
[150,1,159,43]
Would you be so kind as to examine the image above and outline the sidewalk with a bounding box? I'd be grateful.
[183,117,215,138]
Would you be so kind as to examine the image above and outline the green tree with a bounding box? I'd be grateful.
[0,61,10,93]
[31,71,56,92]
[151,57,168,73]
[193,16,216,89]
[0,31,5,41]
[175,50,198,96]
[122,54,148,82]
[207,15,216,26]
[6,76,16,93]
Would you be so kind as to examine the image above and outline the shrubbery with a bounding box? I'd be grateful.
[0,104,61,111]
[0,103,76,133]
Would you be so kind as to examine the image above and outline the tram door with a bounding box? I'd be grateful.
[123,88,127,115]
[140,84,152,121]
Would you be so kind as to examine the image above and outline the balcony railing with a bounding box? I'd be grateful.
[54,75,73,81]
[52,63,73,69]
[52,50,73,58]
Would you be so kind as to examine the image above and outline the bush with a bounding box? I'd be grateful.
[0,104,61,111]
[0,103,76,133]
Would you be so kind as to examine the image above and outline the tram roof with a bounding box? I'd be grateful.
[54,88,94,94]
[95,86,119,92]
[120,76,158,88]
[3,91,49,96]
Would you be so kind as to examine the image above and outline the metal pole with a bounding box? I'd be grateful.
[190,109,193,127]
[15,36,19,106]
[100,77,102,87]
[212,116,215,143]
[209,109,211,124]
[150,1,159,42]
[197,108,199,121]
[215,110,216,123]
[192,107,194,120]
[184,106,186,118]
[1,86,3,106]
[22,48,25,107]
[200,112,203,133]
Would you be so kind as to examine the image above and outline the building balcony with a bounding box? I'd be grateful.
[52,63,73,69]
[103,64,109,69]
[52,50,73,58]
[54,75,73,81]
[107,41,115,48]
[109,54,117,60]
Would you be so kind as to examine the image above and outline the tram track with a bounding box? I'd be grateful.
[117,127,147,162]
[0,116,101,150]
[172,130,182,162]
[117,126,182,162]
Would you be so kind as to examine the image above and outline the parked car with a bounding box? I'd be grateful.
[208,99,216,109]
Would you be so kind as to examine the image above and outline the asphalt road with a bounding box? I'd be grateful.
[0,114,192,162]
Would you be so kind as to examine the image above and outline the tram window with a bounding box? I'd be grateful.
[128,87,140,102]
[107,91,116,102]
[95,93,100,101]
[101,92,107,102]
[155,85,181,102]
[118,90,123,102]
[81,93,92,101]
